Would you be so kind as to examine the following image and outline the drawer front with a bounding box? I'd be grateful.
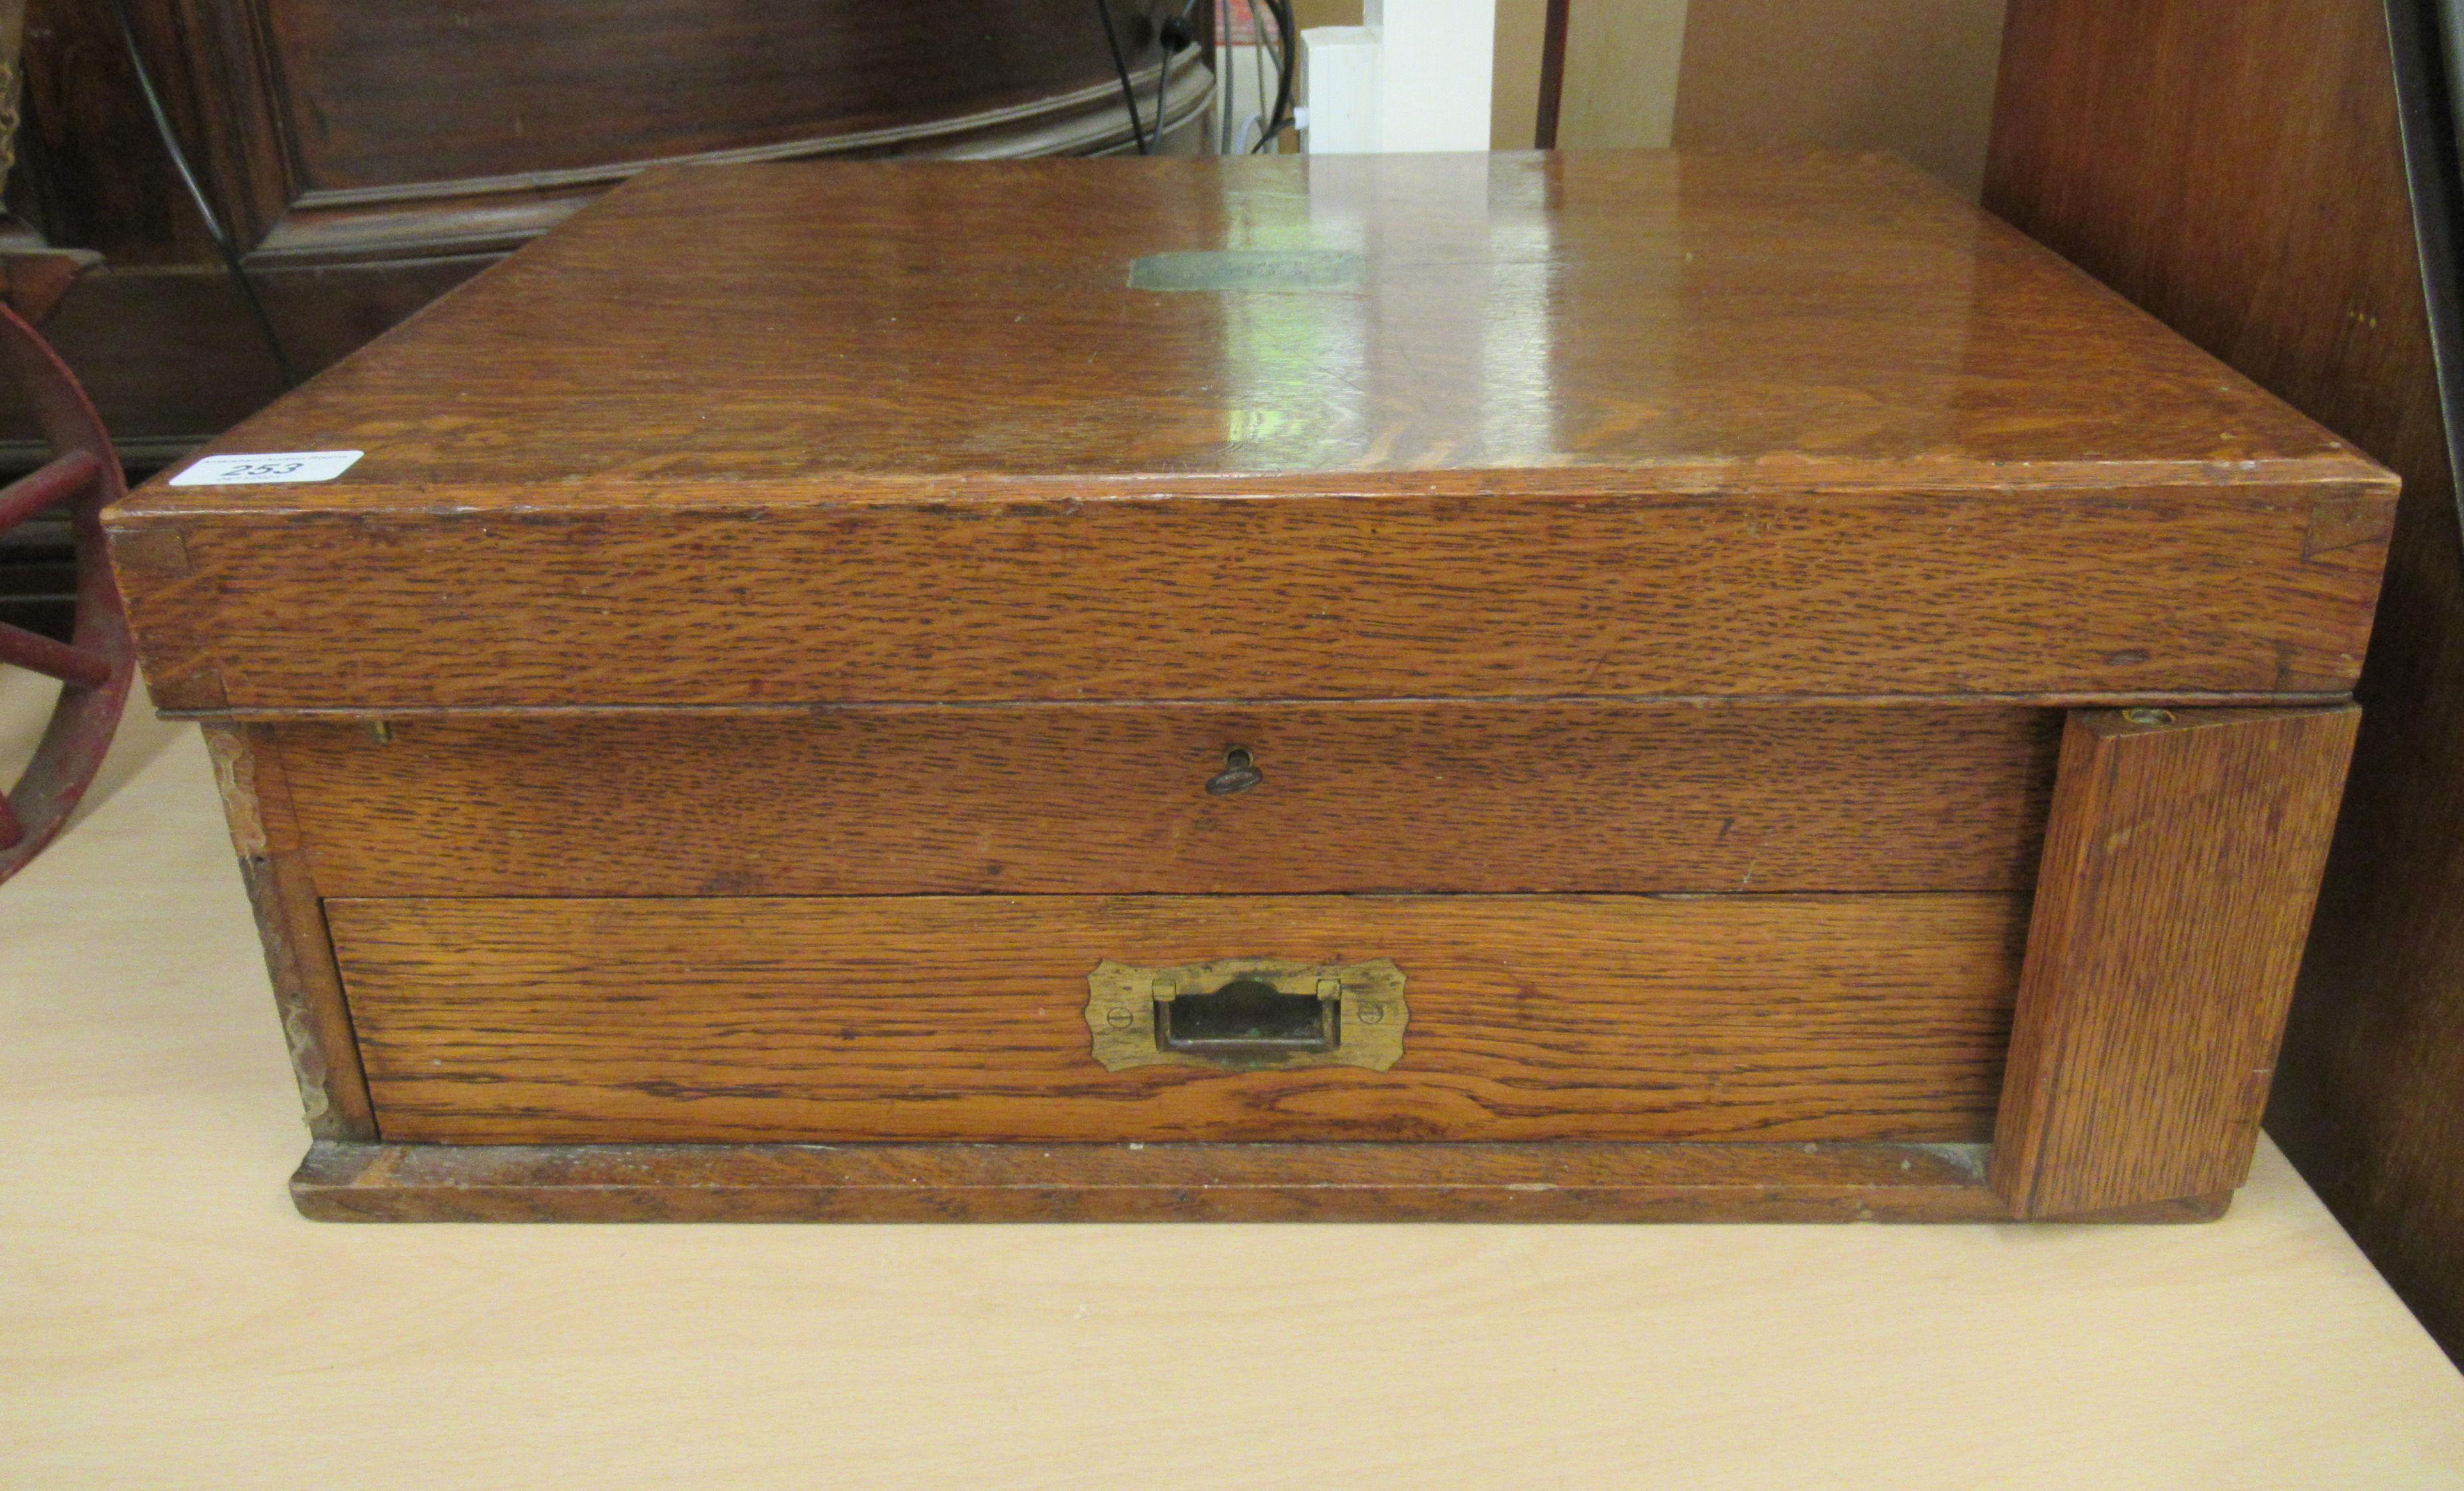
[281,703,2058,897]
[333,893,2024,1145]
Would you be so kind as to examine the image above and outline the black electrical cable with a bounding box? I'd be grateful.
[1247,2,1281,151]
[1250,0,1297,152]
[1218,0,1235,154]
[1271,0,1296,142]
[1254,0,1283,71]
[1094,0,1152,154]
[104,0,296,389]
[1250,4,1270,148]
[1154,0,1198,152]
[1154,39,1172,148]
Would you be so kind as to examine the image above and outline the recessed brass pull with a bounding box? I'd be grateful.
[1086,957,1407,1072]
[1157,976,1337,1057]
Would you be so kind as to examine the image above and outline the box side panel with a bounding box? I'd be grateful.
[108,483,2389,710]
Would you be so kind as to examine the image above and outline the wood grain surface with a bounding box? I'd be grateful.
[195,723,373,1140]
[126,152,2373,493]
[1991,0,2464,1361]
[273,703,2060,897]
[112,480,2392,712]
[287,1138,2221,1224]
[103,151,2395,711]
[330,893,2025,1146]
[1989,706,2357,1218]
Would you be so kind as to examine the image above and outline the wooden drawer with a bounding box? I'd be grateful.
[277,703,2059,897]
[331,893,2025,1145]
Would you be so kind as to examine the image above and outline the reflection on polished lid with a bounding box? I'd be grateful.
[130,150,2377,509]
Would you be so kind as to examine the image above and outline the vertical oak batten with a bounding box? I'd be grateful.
[1990,706,2358,1218]
[200,722,376,1141]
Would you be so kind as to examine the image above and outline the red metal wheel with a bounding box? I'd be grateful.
[0,302,134,884]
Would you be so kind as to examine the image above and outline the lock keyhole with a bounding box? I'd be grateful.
[1205,746,1264,795]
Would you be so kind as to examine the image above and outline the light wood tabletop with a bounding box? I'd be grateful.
[5,678,2463,1490]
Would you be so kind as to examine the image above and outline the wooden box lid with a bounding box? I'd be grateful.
[106,151,2394,715]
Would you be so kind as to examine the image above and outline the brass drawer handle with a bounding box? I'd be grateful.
[1156,976,1337,1058]
[1085,957,1407,1072]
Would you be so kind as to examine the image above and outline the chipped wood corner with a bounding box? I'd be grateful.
[201,723,269,856]
[2300,487,2399,563]
[146,666,228,714]
[104,523,193,578]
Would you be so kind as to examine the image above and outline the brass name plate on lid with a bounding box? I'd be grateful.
[1126,249,1367,292]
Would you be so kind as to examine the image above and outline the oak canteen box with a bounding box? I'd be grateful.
[104,151,2391,1223]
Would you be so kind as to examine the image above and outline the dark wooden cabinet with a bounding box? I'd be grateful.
[2,0,1204,467]
[1990,0,2464,1363]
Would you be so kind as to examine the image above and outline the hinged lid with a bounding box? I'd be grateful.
[106,151,2394,714]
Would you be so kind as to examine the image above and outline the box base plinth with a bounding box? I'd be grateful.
[288,1141,2233,1223]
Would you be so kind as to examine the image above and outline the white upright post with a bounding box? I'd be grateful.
[1300,25,1383,153]
[1301,0,1495,154]
[1371,0,1495,151]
